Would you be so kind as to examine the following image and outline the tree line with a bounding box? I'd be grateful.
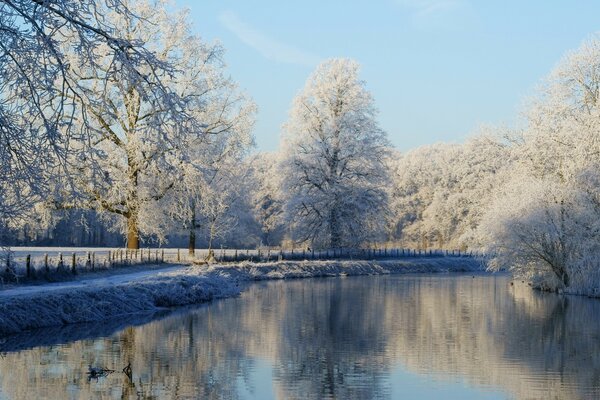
[2,0,600,293]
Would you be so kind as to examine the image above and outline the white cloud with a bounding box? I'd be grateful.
[219,11,320,67]
[395,0,473,29]
[396,0,462,12]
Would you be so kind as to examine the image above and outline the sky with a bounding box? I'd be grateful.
[175,0,600,152]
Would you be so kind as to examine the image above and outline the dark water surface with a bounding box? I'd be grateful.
[0,273,599,399]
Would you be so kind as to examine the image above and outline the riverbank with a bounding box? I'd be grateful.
[0,258,485,334]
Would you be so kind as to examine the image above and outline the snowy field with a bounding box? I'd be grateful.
[0,258,485,335]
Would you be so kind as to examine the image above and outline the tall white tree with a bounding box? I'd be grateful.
[281,58,390,248]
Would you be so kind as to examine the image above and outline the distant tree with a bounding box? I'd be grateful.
[162,106,255,256]
[247,153,285,246]
[387,131,512,250]
[281,58,390,248]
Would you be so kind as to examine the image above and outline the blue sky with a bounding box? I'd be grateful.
[175,0,600,152]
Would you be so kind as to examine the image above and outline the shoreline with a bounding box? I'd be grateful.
[0,258,485,335]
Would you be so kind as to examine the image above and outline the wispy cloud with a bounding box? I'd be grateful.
[219,11,320,67]
[395,0,474,29]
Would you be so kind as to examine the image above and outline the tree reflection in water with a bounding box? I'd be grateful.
[0,274,599,399]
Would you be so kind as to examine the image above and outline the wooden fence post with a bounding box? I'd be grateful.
[71,253,77,274]
[161,249,164,263]
[58,253,64,270]
[26,255,31,278]
[177,248,180,262]
[44,253,49,274]
[92,252,96,270]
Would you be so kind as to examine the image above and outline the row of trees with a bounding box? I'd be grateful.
[3,14,392,253]
[259,35,600,294]
[386,35,600,294]
[4,0,600,292]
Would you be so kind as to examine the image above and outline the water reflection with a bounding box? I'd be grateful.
[0,274,599,399]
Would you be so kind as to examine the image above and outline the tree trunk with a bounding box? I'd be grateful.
[208,228,214,253]
[126,148,140,250]
[126,213,139,249]
[188,205,196,256]
[188,229,196,256]
[329,208,341,248]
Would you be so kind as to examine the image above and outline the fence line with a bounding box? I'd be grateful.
[208,247,485,263]
[1,247,485,282]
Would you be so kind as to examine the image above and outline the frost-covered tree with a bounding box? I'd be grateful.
[0,0,177,225]
[49,0,238,249]
[480,35,600,292]
[247,153,285,246]
[197,168,251,255]
[281,59,390,248]
[388,131,512,249]
[162,103,255,256]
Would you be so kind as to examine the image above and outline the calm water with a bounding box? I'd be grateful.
[0,273,599,399]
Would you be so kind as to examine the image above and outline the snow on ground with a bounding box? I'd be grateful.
[0,264,184,298]
[0,257,485,334]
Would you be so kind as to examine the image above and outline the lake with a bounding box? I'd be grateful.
[0,273,598,399]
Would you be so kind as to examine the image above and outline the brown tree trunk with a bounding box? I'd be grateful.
[126,148,140,250]
[126,213,139,249]
[188,229,196,256]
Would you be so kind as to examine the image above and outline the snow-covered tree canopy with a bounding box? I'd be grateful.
[281,58,390,248]
[387,131,513,250]
[40,0,255,249]
[477,35,600,293]
[0,0,180,223]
